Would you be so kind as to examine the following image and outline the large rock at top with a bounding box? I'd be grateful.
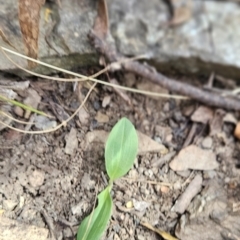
[108,0,240,78]
[0,0,98,75]
[1,0,240,78]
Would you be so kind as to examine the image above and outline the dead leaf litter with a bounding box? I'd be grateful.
[0,77,240,240]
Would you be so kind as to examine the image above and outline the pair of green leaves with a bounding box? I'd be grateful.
[77,117,138,240]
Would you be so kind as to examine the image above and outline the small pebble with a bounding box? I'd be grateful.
[113,233,121,240]
[154,185,161,194]
[19,196,25,208]
[133,199,150,212]
[224,177,230,183]
[234,122,240,140]
[78,107,89,125]
[102,96,111,108]
[183,105,195,116]
[13,106,24,117]
[166,134,173,142]
[128,169,138,179]
[154,136,162,144]
[148,169,154,178]
[152,167,158,175]
[173,181,182,190]
[160,185,170,194]
[93,101,100,110]
[143,170,149,177]
[173,111,184,122]
[176,170,191,178]
[90,119,98,130]
[163,102,170,112]
[138,167,144,174]
[144,189,150,195]
[95,112,109,123]
[202,136,213,149]
[223,113,237,124]
[28,170,45,188]
[203,170,217,179]
[126,201,133,209]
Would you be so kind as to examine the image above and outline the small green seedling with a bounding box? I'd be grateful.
[77,117,138,240]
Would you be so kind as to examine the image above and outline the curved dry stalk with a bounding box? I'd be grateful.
[0,111,33,124]
[1,46,187,100]
[0,82,97,134]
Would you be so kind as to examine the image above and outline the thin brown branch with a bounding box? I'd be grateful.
[89,31,240,111]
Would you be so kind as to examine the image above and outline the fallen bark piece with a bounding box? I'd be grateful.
[23,89,41,119]
[78,107,89,125]
[169,0,192,26]
[209,109,225,136]
[84,130,167,154]
[137,131,167,154]
[169,145,218,171]
[223,113,237,125]
[95,111,109,123]
[151,151,176,168]
[0,216,49,240]
[191,106,214,124]
[90,14,240,112]
[172,174,202,214]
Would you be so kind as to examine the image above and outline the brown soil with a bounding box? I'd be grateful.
[0,71,240,240]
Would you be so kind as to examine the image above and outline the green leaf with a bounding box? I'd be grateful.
[77,186,112,240]
[105,117,138,181]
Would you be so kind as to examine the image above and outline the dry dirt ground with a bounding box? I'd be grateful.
[0,70,240,240]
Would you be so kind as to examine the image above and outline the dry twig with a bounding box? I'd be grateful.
[89,32,240,111]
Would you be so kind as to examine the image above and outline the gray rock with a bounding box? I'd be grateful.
[109,0,240,78]
[1,0,240,78]
[0,0,97,75]
[35,116,57,130]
